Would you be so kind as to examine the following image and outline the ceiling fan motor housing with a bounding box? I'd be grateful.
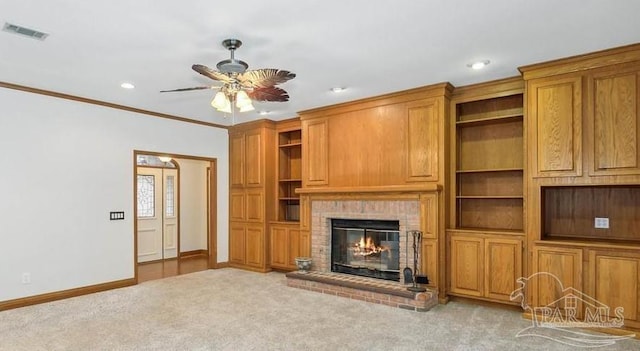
[217,39,248,73]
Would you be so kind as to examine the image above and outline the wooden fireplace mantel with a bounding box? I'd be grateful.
[295,184,441,195]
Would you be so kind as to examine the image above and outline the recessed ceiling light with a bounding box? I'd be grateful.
[120,82,135,89]
[331,87,345,93]
[467,60,490,70]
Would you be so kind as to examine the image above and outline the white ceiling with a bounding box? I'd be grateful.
[2,1,640,126]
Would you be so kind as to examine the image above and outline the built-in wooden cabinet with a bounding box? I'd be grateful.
[521,44,640,333]
[228,120,275,272]
[276,121,302,222]
[527,74,583,178]
[446,78,525,305]
[587,65,640,176]
[451,80,524,232]
[531,245,583,316]
[270,223,301,271]
[587,248,640,328]
[448,230,522,303]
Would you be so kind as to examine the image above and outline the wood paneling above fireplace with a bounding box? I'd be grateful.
[299,83,452,189]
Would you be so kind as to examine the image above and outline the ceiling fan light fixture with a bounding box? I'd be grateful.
[211,91,230,110]
[235,90,252,108]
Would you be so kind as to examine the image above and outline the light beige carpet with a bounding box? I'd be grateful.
[0,268,638,351]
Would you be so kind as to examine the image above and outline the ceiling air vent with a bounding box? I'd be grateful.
[2,22,49,40]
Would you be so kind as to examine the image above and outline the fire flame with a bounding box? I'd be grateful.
[352,236,388,256]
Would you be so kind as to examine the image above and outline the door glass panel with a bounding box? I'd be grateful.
[166,175,175,217]
[137,175,155,218]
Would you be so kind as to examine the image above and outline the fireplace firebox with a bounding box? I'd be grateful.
[331,219,400,281]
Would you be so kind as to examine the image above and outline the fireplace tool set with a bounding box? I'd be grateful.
[405,230,429,292]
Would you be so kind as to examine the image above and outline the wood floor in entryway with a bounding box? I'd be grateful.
[138,255,208,283]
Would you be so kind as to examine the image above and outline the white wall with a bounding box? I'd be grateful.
[0,88,229,301]
[176,158,208,252]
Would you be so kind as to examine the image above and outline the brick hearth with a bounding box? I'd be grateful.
[286,271,438,312]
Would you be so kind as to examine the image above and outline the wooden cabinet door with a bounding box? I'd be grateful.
[532,246,583,315]
[270,225,288,268]
[245,225,264,268]
[299,230,311,258]
[421,239,438,288]
[302,118,329,186]
[244,129,263,187]
[484,238,522,302]
[587,67,640,176]
[245,189,264,223]
[450,235,484,297]
[229,224,246,264]
[230,133,245,187]
[587,249,640,326]
[406,99,440,182]
[288,228,301,267]
[229,189,245,222]
[528,75,583,177]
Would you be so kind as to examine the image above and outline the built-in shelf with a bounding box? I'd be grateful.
[450,228,525,236]
[453,92,524,232]
[456,196,523,199]
[456,113,523,127]
[277,127,302,222]
[279,142,302,148]
[456,168,523,173]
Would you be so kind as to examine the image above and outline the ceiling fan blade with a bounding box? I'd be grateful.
[159,86,216,93]
[238,69,296,88]
[192,64,234,84]
[247,86,290,102]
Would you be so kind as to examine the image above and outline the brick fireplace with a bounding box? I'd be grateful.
[310,199,421,284]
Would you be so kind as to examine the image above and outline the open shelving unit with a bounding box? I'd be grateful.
[454,93,524,232]
[277,128,302,222]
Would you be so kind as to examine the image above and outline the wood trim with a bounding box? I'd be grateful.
[0,278,136,311]
[208,160,218,269]
[298,82,454,120]
[451,76,525,102]
[295,184,441,195]
[213,261,230,269]
[179,249,208,258]
[228,119,276,132]
[519,42,640,80]
[0,81,228,129]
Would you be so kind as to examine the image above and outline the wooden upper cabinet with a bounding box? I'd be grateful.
[528,74,583,177]
[406,99,440,182]
[230,133,245,187]
[244,129,263,186]
[302,118,329,186]
[587,66,640,176]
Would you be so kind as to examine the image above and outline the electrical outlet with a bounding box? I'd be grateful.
[594,217,609,229]
[21,272,31,284]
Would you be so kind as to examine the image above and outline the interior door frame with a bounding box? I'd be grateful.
[133,150,218,283]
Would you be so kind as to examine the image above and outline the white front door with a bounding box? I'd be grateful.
[136,166,180,262]
[137,167,164,263]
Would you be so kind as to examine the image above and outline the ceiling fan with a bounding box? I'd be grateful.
[161,39,296,113]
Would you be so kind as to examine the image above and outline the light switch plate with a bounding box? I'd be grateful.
[594,217,609,229]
